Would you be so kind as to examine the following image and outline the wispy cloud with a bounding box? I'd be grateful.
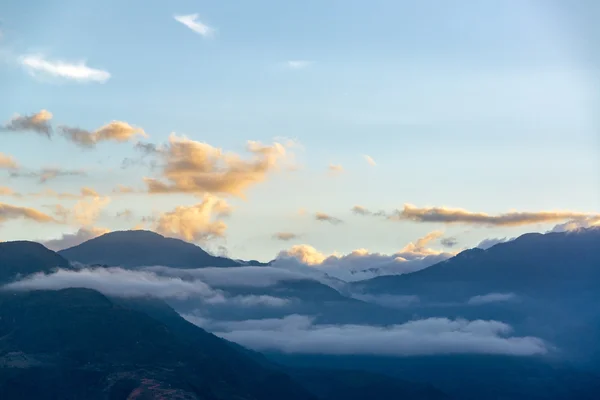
[467,293,519,306]
[328,164,344,174]
[41,227,109,251]
[174,14,214,37]
[273,232,300,241]
[59,121,147,148]
[2,110,53,137]
[315,212,343,225]
[20,55,110,83]
[0,153,18,169]
[9,167,86,184]
[286,60,313,69]
[0,202,58,224]
[364,155,376,166]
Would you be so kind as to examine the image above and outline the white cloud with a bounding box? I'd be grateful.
[41,227,110,251]
[273,231,455,282]
[144,265,311,288]
[196,315,547,357]
[2,267,224,301]
[20,55,110,83]
[286,60,313,69]
[467,292,519,305]
[174,14,214,37]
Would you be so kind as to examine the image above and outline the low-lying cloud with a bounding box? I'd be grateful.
[41,227,110,251]
[468,292,519,305]
[189,314,547,357]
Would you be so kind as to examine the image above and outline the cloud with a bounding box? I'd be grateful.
[41,227,110,251]
[144,134,292,197]
[59,121,147,148]
[364,155,376,166]
[352,294,420,309]
[2,110,52,137]
[351,205,387,217]
[476,237,512,250]
[225,295,290,307]
[204,315,547,357]
[174,14,214,37]
[2,267,223,301]
[468,293,519,306]
[274,231,454,281]
[440,237,458,248]
[116,209,134,220]
[145,265,312,288]
[112,184,136,194]
[273,232,300,241]
[390,204,600,227]
[0,153,18,169]
[328,164,343,173]
[550,217,600,232]
[0,187,19,197]
[27,187,100,200]
[72,196,111,226]
[9,167,86,183]
[20,55,110,83]
[286,60,313,69]
[154,194,231,242]
[0,202,57,224]
[315,212,343,225]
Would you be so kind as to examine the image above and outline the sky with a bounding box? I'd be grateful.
[1,0,599,262]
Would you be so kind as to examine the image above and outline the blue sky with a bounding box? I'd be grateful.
[0,0,599,261]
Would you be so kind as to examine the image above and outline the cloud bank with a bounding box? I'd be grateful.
[190,314,547,357]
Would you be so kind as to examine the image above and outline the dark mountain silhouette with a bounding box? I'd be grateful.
[352,227,600,301]
[0,241,71,284]
[0,288,318,400]
[58,230,242,268]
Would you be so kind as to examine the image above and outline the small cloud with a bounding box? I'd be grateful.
[41,227,109,251]
[9,168,86,184]
[0,153,18,169]
[476,237,512,250]
[315,212,343,225]
[174,14,214,37]
[467,293,519,306]
[0,202,58,224]
[286,60,313,69]
[441,237,458,248]
[273,232,300,241]
[2,110,53,137]
[112,184,136,194]
[116,209,134,220]
[328,164,344,174]
[20,55,110,83]
[59,121,147,148]
[364,155,376,166]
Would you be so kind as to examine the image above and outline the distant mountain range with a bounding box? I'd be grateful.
[1,227,600,399]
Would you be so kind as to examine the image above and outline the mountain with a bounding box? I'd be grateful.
[0,288,318,400]
[0,241,71,284]
[352,227,600,301]
[58,230,242,268]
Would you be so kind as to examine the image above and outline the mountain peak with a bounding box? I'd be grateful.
[0,240,71,284]
[58,230,241,269]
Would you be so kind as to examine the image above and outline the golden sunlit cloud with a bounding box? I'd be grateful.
[1,110,53,137]
[73,196,111,226]
[144,134,292,197]
[112,184,136,194]
[392,204,600,227]
[0,153,18,169]
[59,121,147,148]
[0,202,58,223]
[155,194,231,242]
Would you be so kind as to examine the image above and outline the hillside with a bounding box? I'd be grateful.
[0,241,71,284]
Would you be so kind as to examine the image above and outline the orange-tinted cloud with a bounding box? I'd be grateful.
[0,202,57,223]
[0,153,18,169]
[2,110,53,137]
[328,164,344,173]
[144,134,291,197]
[391,204,600,227]
[59,121,147,148]
[155,194,231,242]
